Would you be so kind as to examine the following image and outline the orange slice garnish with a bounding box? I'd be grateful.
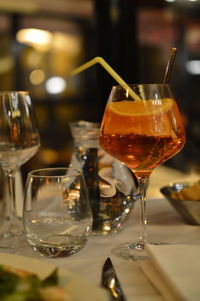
[108,98,173,116]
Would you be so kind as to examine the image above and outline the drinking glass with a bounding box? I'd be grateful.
[70,120,137,235]
[0,91,40,248]
[23,168,92,258]
[99,84,186,260]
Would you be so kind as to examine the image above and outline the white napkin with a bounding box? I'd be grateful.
[140,244,200,301]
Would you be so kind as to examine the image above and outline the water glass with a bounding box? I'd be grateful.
[23,168,92,258]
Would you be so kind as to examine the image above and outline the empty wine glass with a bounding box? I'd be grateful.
[0,91,40,248]
[99,84,186,260]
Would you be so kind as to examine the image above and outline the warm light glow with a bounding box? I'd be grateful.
[45,76,67,94]
[0,56,14,74]
[39,149,59,164]
[29,69,45,85]
[16,28,52,50]
[103,225,111,231]
[52,32,81,55]
[186,60,200,75]
[16,28,81,54]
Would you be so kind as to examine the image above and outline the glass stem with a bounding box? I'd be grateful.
[6,170,19,228]
[137,176,149,247]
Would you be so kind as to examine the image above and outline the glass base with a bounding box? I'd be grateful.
[112,243,148,261]
[0,230,28,249]
[30,241,87,258]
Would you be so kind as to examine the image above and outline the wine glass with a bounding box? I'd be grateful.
[0,91,40,248]
[99,84,186,260]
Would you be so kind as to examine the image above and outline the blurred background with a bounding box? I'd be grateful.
[0,0,199,183]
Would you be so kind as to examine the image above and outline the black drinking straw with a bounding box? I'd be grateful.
[163,47,177,84]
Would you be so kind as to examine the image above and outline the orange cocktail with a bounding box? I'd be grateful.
[99,98,185,179]
[99,84,186,260]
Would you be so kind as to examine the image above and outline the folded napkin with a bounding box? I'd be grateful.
[140,244,200,301]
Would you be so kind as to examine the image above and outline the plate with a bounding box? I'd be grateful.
[0,253,108,301]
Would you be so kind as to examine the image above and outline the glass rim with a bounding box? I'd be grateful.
[28,167,82,178]
[69,120,100,128]
[112,83,170,88]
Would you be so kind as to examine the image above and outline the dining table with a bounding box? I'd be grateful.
[0,165,200,301]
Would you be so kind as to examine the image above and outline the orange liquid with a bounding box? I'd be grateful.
[99,99,186,178]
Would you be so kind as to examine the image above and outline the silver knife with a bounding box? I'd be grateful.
[102,257,127,301]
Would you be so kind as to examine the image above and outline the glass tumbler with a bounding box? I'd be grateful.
[23,168,92,258]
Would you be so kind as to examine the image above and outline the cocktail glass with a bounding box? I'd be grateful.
[99,84,186,260]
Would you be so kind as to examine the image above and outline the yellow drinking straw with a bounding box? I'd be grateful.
[71,56,141,101]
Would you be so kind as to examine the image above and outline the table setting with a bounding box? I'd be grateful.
[1,165,200,301]
[0,53,200,301]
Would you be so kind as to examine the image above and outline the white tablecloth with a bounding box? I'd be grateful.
[1,165,200,300]
[2,194,200,300]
